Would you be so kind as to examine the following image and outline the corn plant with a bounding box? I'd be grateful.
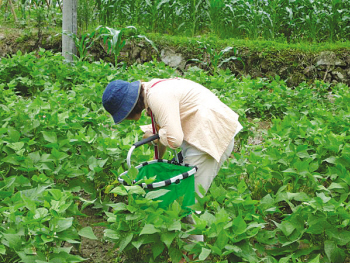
[207,0,226,37]
[62,30,98,61]
[77,0,95,30]
[96,25,158,66]
[189,41,244,75]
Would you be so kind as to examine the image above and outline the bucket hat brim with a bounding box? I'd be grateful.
[104,81,141,124]
[112,81,141,124]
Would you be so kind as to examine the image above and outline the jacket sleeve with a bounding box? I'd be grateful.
[148,91,184,149]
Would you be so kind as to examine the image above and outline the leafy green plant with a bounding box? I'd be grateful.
[1,50,350,262]
[189,41,244,75]
[3,0,350,42]
[96,25,158,66]
[62,30,98,61]
[103,167,191,263]
[0,177,87,262]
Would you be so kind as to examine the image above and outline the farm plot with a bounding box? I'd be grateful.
[1,51,350,262]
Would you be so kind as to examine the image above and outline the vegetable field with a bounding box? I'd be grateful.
[1,50,350,262]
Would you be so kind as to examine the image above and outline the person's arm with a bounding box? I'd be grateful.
[142,130,166,158]
[157,141,166,158]
[148,91,184,149]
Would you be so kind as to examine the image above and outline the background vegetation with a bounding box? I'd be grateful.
[1,0,350,43]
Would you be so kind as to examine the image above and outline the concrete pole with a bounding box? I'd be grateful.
[62,0,77,62]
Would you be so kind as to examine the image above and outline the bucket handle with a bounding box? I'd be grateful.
[127,134,160,168]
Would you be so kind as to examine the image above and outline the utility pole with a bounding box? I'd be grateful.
[62,0,77,62]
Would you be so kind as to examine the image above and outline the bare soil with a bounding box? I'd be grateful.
[75,207,119,263]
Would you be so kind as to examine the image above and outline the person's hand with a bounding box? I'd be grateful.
[143,130,159,145]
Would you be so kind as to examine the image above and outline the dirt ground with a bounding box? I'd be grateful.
[75,207,119,263]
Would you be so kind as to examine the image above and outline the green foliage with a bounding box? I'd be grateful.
[96,25,158,65]
[1,50,350,262]
[189,40,244,75]
[62,31,98,62]
[93,0,350,42]
[1,0,61,29]
[3,0,350,43]
[0,178,86,262]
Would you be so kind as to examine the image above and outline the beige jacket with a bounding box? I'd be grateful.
[143,78,240,162]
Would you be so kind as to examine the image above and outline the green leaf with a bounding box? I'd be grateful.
[21,192,36,211]
[316,192,331,203]
[259,194,275,211]
[328,183,344,190]
[28,151,41,164]
[127,166,139,181]
[78,227,98,240]
[49,189,63,200]
[124,185,145,195]
[237,180,247,193]
[275,221,295,237]
[309,162,319,172]
[0,245,6,255]
[0,128,7,135]
[140,224,160,235]
[55,217,74,232]
[48,251,87,262]
[337,231,350,246]
[282,168,297,174]
[58,111,69,124]
[34,208,49,220]
[168,220,181,231]
[110,186,127,195]
[15,175,31,187]
[161,232,176,248]
[132,236,146,250]
[8,142,24,151]
[308,254,320,263]
[108,202,127,211]
[324,240,345,263]
[224,244,242,254]
[51,148,69,161]
[7,127,20,142]
[152,241,165,259]
[233,215,247,235]
[169,247,183,263]
[56,230,80,244]
[0,191,13,198]
[216,231,229,250]
[2,155,20,165]
[286,192,310,202]
[119,233,133,252]
[3,234,22,250]
[42,131,57,144]
[324,156,337,164]
[199,248,211,261]
[104,229,119,240]
[145,189,169,200]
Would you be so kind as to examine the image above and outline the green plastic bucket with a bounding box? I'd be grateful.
[119,159,196,212]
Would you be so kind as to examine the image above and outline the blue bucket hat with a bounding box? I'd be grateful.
[102,80,141,124]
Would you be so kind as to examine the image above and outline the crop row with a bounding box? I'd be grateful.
[93,0,350,42]
[2,0,350,43]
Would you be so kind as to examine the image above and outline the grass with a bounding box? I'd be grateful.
[147,32,350,53]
